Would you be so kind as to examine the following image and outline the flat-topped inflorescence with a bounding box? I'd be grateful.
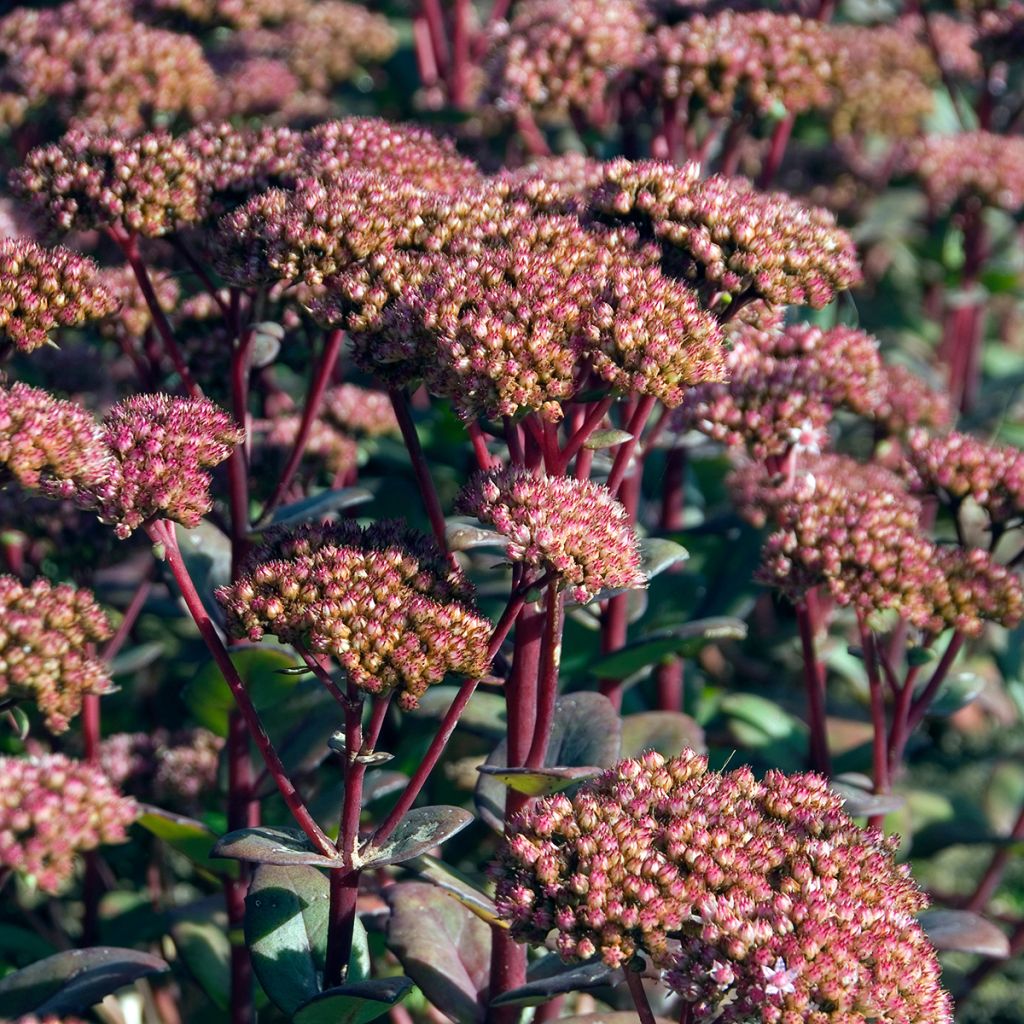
[867,363,952,437]
[217,521,492,709]
[591,160,861,308]
[492,749,953,1023]
[0,752,136,893]
[0,381,110,498]
[482,0,647,126]
[11,128,206,237]
[457,468,645,603]
[0,575,112,733]
[0,238,117,352]
[908,132,1024,214]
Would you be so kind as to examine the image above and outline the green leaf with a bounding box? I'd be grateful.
[108,641,165,677]
[357,806,474,869]
[588,617,747,679]
[262,487,373,530]
[212,826,343,868]
[170,898,231,1011]
[293,977,414,1024]
[136,806,236,879]
[477,765,602,796]
[184,646,301,737]
[5,704,30,740]
[621,711,705,758]
[718,693,808,773]
[385,882,491,1024]
[0,925,57,965]
[583,429,633,451]
[0,947,168,1016]
[174,520,232,628]
[639,538,689,579]
[245,864,370,1015]
[254,700,347,798]
[476,693,621,831]
[922,672,984,717]
[445,518,508,552]
[490,960,616,1008]
[918,909,1010,958]
[409,687,507,738]
[405,855,500,926]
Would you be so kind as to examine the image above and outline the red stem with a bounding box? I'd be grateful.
[606,395,657,496]
[525,583,564,769]
[101,574,154,665]
[966,800,1024,912]
[554,396,614,474]
[757,116,794,190]
[371,590,527,845]
[260,328,344,521]
[624,970,658,1024]
[858,619,890,830]
[81,689,102,946]
[796,594,831,776]
[467,420,496,471]
[147,518,334,856]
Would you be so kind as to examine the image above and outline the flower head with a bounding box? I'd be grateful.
[457,468,645,603]
[95,264,180,341]
[11,128,205,237]
[87,394,242,538]
[493,749,952,1024]
[322,384,399,438]
[217,521,492,709]
[592,160,861,308]
[0,381,110,497]
[482,0,647,125]
[0,752,136,893]
[0,238,117,352]
[0,576,112,733]
[868,363,952,437]
[908,132,1024,214]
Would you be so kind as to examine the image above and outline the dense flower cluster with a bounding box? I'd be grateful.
[829,22,936,138]
[758,455,1023,635]
[647,10,837,117]
[0,239,117,352]
[217,521,492,708]
[867,363,952,437]
[0,752,136,893]
[493,749,952,1023]
[482,0,647,125]
[908,132,1024,214]
[261,412,359,479]
[499,154,608,214]
[975,1,1024,63]
[100,727,223,809]
[674,324,882,459]
[138,0,293,29]
[0,576,112,733]
[904,429,1024,528]
[96,264,180,341]
[457,469,645,603]
[87,394,243,537]
[322,384,399,438]
[592,160,861,307]
[0,382,110,497]
[11,129,206,237]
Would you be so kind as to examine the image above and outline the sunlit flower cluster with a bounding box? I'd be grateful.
[908,132,1024,214]
[0,752,136,893]
[493,749,952,1023]
[217,521,492,708]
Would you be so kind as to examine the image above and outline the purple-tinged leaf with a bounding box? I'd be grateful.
[385,881,491,1024]
[357,806,474,869]
[477,764,603,796]
[918,909,1010,957]
[293,977,413,1024]
[621,711,705,758]
[211,826,343,868]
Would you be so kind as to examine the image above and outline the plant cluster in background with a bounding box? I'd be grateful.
[0,1,1023,1024]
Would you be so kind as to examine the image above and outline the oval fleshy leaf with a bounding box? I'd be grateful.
[918,909,1010,957]
[385,882,491,1024]
[445,518,508,551]
[830,783,906,817]
[211,826,343,868]
[410,686,507,737]
[263,486,373,530]
[406,855,501,926]
[477,765,603,796]
[639,537,689,579]
[0,947,169,1016]
[293,977,414,1024]
[621,711,706,758]
[583,429,633,450]
[169,898,231,1012]
[489,959,617,1007]
[137,806,235,878]
[357,806,474,869]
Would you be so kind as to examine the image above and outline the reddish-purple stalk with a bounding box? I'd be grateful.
[796,593,831,777]
[146,517,335,857]
[81,688,102,946]
[110,229,202,398]
[654,447,688,712]
[606,395,657,496]
[388,388,458,570]
[624,969,658,1024]
[449,0,472,109]
[554,396,615,474]
[524,582,564,769]
[467,421,497,471]
[101,573,154,665]
[757,116,795,190]
[966,800,1024,913]
[858,619,890,830]
[260,328,345,520]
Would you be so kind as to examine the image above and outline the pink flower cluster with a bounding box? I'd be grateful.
[217,521,492,709]
[0,238,117,353]
[908,132,1024,214]
[457,468,645,603]
[322,384,399,438]
[493,749,952,1023]
[0,752,136,893]
[0,575,112,733]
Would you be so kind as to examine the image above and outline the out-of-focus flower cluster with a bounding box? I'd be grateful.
[0,238,117,352]
[217,521,492,709]
[753,454,1024,636]
[0,752,136,893]
[457,469,645,603]
[674,323,883,460]
[908,132,1024,214]
[483,0,647,125]
[0,575,112,733]
[592,159,862,308]
[493,749,952,1024]
[100,727,223,810]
